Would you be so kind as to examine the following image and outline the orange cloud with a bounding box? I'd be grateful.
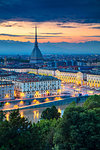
[0,21,100,43]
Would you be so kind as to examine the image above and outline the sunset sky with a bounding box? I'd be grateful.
[0,0,100,54]
[0,21,100,43]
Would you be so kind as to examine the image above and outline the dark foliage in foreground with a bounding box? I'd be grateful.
[54,106,100,150]
[0,95,100,150]
[0,110,40,150]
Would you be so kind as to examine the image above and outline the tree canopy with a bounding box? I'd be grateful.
[41,106,61,120]
[53,106,100,150]
[83,94,100,109]
[0,110,40,150]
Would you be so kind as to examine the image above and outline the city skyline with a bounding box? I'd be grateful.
[0,1,99,148]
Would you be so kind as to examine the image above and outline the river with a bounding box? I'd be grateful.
[5,104,69,123]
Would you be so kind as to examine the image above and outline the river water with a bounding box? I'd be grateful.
[5,104,69,123]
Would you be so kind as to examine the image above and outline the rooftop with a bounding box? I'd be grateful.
[9,73,60,82]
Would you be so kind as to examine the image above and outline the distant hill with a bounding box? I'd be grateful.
[0,40,100,55]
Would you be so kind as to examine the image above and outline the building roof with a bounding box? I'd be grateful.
[10,73,60,83]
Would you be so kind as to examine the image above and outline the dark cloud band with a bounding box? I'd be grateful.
[0,33,64,38]
[0,0,100,23]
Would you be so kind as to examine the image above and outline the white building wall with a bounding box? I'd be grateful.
[0,82,14,100]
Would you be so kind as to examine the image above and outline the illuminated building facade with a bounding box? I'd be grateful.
[2,68,54,76]
[0,81,14,100]
[4,73,61,98]
[38,69,55,76]
[55,70,84,85]
[2,68,100,89]
[87,74,100,88]
[2,68,38,74]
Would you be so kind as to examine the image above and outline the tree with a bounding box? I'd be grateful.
[83,94,100,109]
[37,118,61,150]
[41,106,61,120]
[53,106,100,150]
[0,110,5,121]
[0,110,41,150]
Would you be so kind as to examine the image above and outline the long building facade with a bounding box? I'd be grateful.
[55,70,84,86]
[2,68,100,89]
[2,73,61,98]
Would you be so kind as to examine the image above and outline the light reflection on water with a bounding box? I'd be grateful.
[19,105,67,123]
[5,112,10,121]
[5,105,68,123]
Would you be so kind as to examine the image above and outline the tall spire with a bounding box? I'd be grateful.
[30,25,43,64]
[35,25,38,47]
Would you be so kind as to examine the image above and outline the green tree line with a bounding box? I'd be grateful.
[0,95,100,150]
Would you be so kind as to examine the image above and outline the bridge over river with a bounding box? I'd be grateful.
[0,95,89,112]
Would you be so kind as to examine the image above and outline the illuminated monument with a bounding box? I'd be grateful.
[30,26,43,64]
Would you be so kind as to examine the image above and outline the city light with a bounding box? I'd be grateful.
[46,90,50,95]
[5,112,9,121]
[57,97,62,100]
[45,98,50,102]
[54,97,62,100]
[14,91,17,97]
[4,102,11,109]
[54,97,58,100]
[58,108,61,114]
[35,100,40,104]
[33,110,39,119]
[57,89,61,94]
[20,111,24,118]
[5,102,10,106]
[19,100,24,105]
[33,99,40,104]
[20,92,25,98]
[13,105,19,109]
[75,88,80,91]
[34,91,41,98]
[33,99,37,103]
[87,91,94,94]
[5,94,9,99]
